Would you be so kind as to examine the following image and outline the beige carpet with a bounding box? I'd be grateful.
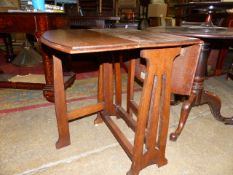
[0,76,232,175]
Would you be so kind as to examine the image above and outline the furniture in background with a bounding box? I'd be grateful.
[224,12,233,80]
[174,1,233,76]
[148,2,176,27]
[0,1,20,62]
[114,0,140,29]
[63,1,120,29]
[151,26,233,142]
[226,63,233,80]
[41,28,201,175]
[0,33,14,62]
[79,0,116,16]
[68,15,120,28]
[0,12,75,101]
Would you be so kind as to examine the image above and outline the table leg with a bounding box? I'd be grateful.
[126,48,180,175]
[170,42,233,141]
[41,47,76,102]
[94,63,104,124]
[2,33,14,62]
[102,61,115,115]
[52,53,108,149]
[201,90,233,124]
[42,50,54,102]
[53,56,71,149]
[95,55,119,124]
[97,48,179,175]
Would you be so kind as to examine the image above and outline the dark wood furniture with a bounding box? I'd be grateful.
[173,1,226,26]
[0,33,14,62]
[69,15,120,28]
[225,13,233,80]
[41,28,201,175]
[64,2,120,29]
[150,26,233,141]
[79,0,116,16]
[227,63,233,80]
[174,1,233,76]
[0,12,75,101]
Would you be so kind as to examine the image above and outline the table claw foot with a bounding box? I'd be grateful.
[202,90,233,125]
[170,93,196,141]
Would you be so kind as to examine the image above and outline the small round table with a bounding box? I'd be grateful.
[149,26,233,141]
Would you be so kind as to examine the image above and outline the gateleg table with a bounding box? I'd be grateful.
[41,28,202,175]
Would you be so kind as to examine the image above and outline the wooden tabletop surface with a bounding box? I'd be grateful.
[148,26,233,39]
[41,28,202,54]
[93,28,202,48]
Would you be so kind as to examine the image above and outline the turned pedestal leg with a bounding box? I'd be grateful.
[170,93,196,141]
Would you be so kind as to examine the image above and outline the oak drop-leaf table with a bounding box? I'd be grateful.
[41,29,202,175]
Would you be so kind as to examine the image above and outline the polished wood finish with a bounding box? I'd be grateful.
[0,33,14,62]
[175,1,233,76]
[79,0,116,16]
[225,14,233,80]
[151,26,233,141]
[226,64,233,80]
[0,12,68,39]
[0,12,75,100]
[41,28,201,175]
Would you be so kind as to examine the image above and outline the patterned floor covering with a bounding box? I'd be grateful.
[0,73,130,113]
[0,75,232,175]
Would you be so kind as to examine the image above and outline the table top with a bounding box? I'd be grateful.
[41,28,201,54]
[175,1,233,8]
[41,29,137,54]
[149,26,233,40]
